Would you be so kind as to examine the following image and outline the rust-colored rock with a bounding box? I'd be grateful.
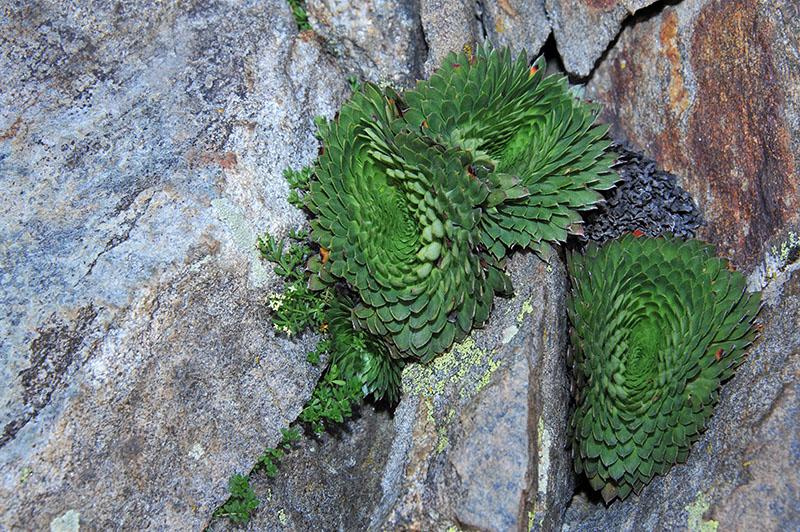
[587,0,800,272]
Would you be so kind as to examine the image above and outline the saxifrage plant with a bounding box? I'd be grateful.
[304,45,618,363]
[567,235,761,502]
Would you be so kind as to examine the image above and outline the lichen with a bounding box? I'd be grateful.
[401,336,501,401]
[516,298,534,323]
[686,492,719,532]
[277,508,289,526]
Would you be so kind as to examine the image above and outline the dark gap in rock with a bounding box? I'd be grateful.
[411,0,430,81]
[540,33,566,75]
[475,1,489,40]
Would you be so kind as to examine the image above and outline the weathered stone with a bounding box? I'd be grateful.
[0,0,359,528]
[586,0,800,272]
[209,405,395,531]
[368,250,573,532]
[306,0,427,87]
[545,0,659,78]
[419,0,482,76]
[480,1,551,60]
[563,263,800,531]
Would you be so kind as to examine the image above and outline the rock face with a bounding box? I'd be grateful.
[306,0,427,87]
[545,0,659,78]
[419,0,482,76]
[210,406,396,531]
[0,0,359,529]
[368,250,574,532]
[563,264,800,532]
[480,0,551,59]
[586,0,800,272]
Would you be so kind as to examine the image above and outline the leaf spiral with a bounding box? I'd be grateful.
[567,235,761,501]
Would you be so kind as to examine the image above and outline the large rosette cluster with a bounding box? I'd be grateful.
[567,235,761,501]
[403,47,618,258]
[304,45,618,362]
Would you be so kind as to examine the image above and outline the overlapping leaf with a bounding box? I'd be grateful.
[306,83,510,362]
[404,46,618,258]
[304,45,618,364]
[567,235,761,501]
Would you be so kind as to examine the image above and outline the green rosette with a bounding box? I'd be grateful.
[567,235,761,501]
[403,45,618,258]
[306,83,511,362]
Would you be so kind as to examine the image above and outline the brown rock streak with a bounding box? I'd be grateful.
[688,0,797,265]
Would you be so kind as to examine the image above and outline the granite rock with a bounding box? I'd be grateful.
[480,0,551,60]
[419,0,482,77]
[563,265,800,532]
[306,0,427,87]
[545,0,659,78]
[586,0,800,272]
[0,0,355,529]
[368,250,574,532]
[210,405,396,531]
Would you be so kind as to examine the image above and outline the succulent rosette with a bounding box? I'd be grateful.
[567,235,761,501]
[402,46,618,258]
[306,83,511,362]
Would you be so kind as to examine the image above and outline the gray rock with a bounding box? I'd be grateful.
[0,0,357,528]
[306,0,427,87]
[545,0,659,78]
[368,250,574,532]
[563,266,800,532]
[480,1,551,60]
[419,0,482,76]
[211,405,396,532]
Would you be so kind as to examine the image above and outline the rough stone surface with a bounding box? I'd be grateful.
[586,0,800,272]
[306,0,427,87]
[480,0,551,59]
[419,0,482,76]
[545,1,653,78]
[563,265,800,532]
[210,405,396,531]
[368,250,573,532]
[0,0,360,529]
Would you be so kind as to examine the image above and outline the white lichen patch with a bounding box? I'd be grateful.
[188,443,205,460]
[211,197,270,288]
[501,325,519,344]
[50,510,80,532]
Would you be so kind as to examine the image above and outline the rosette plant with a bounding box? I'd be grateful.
[306,84,512,362]
[303,44,619,363]
[403,46,618,258]
[567,235,761,501]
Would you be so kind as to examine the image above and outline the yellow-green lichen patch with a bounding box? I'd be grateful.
[517,298,535,324]
[277,508,288,526]
[402,336,502,401]
[686,492,719,532]
[435,409,456,453]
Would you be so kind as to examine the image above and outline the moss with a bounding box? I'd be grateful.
[686,492,719,532]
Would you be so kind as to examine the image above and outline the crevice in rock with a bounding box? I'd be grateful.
[475,1,489,40]
[570,0,683,84]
